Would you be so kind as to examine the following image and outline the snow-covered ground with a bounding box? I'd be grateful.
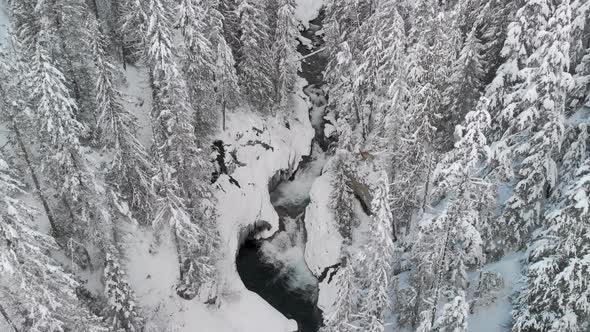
[120,65,153,148]
[304,170,342,276]
[295,0,325,27]
[214,75,314,290]
[315,197,372,317]
[118,73,313,331]
[0,0,9,50]
[468,252,524,332]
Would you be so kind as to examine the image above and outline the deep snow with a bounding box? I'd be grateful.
[119,73,314,331]
[295,0,325,27]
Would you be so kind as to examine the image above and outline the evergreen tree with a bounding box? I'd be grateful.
[433,291,469,332]
[319,257,357,332]
[440,22,486,150]
[145,0,219,299]
[25,22,109,242]
[118,0,149,63]
[177,0,219,136]
[0,155,108,332]
[236,0,274,110]
[102,247,143,331]
[218,0,242,58]
[91,19,155,222]
[351,0,406,150]
[405,99,491,329]
[512,157,590,332]
[208,0,241,131]
[495,0,573,249]
[356,172,396,332]
[328,151,356,243]
[271,0,299,117]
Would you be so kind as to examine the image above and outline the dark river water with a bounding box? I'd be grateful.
[235,10,328,332]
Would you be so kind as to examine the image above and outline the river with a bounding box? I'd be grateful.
[236,11,329,332]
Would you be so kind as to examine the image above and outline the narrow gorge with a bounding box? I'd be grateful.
[236,11,330,332]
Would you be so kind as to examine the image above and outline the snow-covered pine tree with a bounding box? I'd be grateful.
[271,0,299,118]
[319,257,357,332]
[439,21,486,150]
[320,151,362,331]
[9,0,39,52]
[397,0,461,219]
[355,171,396,332]
[151,161,218,300]
[38,0,101,128]
[495,0,573,249]
[0,155,108,332]
[324,39,358,150]
[571,46,590,111]
[347,0,406,150]
[569,0,590,83]
[118,0,149,63]
[512,156,590,332]
[409,202,483,330]
[102,246,143,331]
[323,0,383,151]
[380,1,415,239]
[405,98,491,330]
[236,0,274,111]
[91,19,155,222]
[0,35,63,235]
[176,0,219,137]
[145,0,219,299]
[569,0,590,114]
[264,0,279,45]
[218,0,242,58]
[25,19,108,242]
[432,291,469,332]
[434,97,492,201]
[406,213,448,329]
[328,151,356,243]
[559,125,588,192]
[475,0,518,85]
[208,0,241,131]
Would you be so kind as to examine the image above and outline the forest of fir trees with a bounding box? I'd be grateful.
[0,0,300,330]
[318,0,590,331]
[0,0,590,331]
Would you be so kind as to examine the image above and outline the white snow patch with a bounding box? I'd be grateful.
[0,0,9,51]
[468,252,524,332]
[303,170,342,276]
[315,198,372,317]
[297,35,313,50]
[567,106,590,126]
[295,0,324,26]
[324,124,335,138]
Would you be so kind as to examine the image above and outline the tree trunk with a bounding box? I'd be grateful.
[429,225,451,327]
[410,282,422,328]
[222,98,227,132]
[111,0,128,70]
[91,0,100,19]
[7,115,59,236]
[0,82,61,238]
[390,219,398,243]
[0,302,19,332]
[421,153,434,213]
